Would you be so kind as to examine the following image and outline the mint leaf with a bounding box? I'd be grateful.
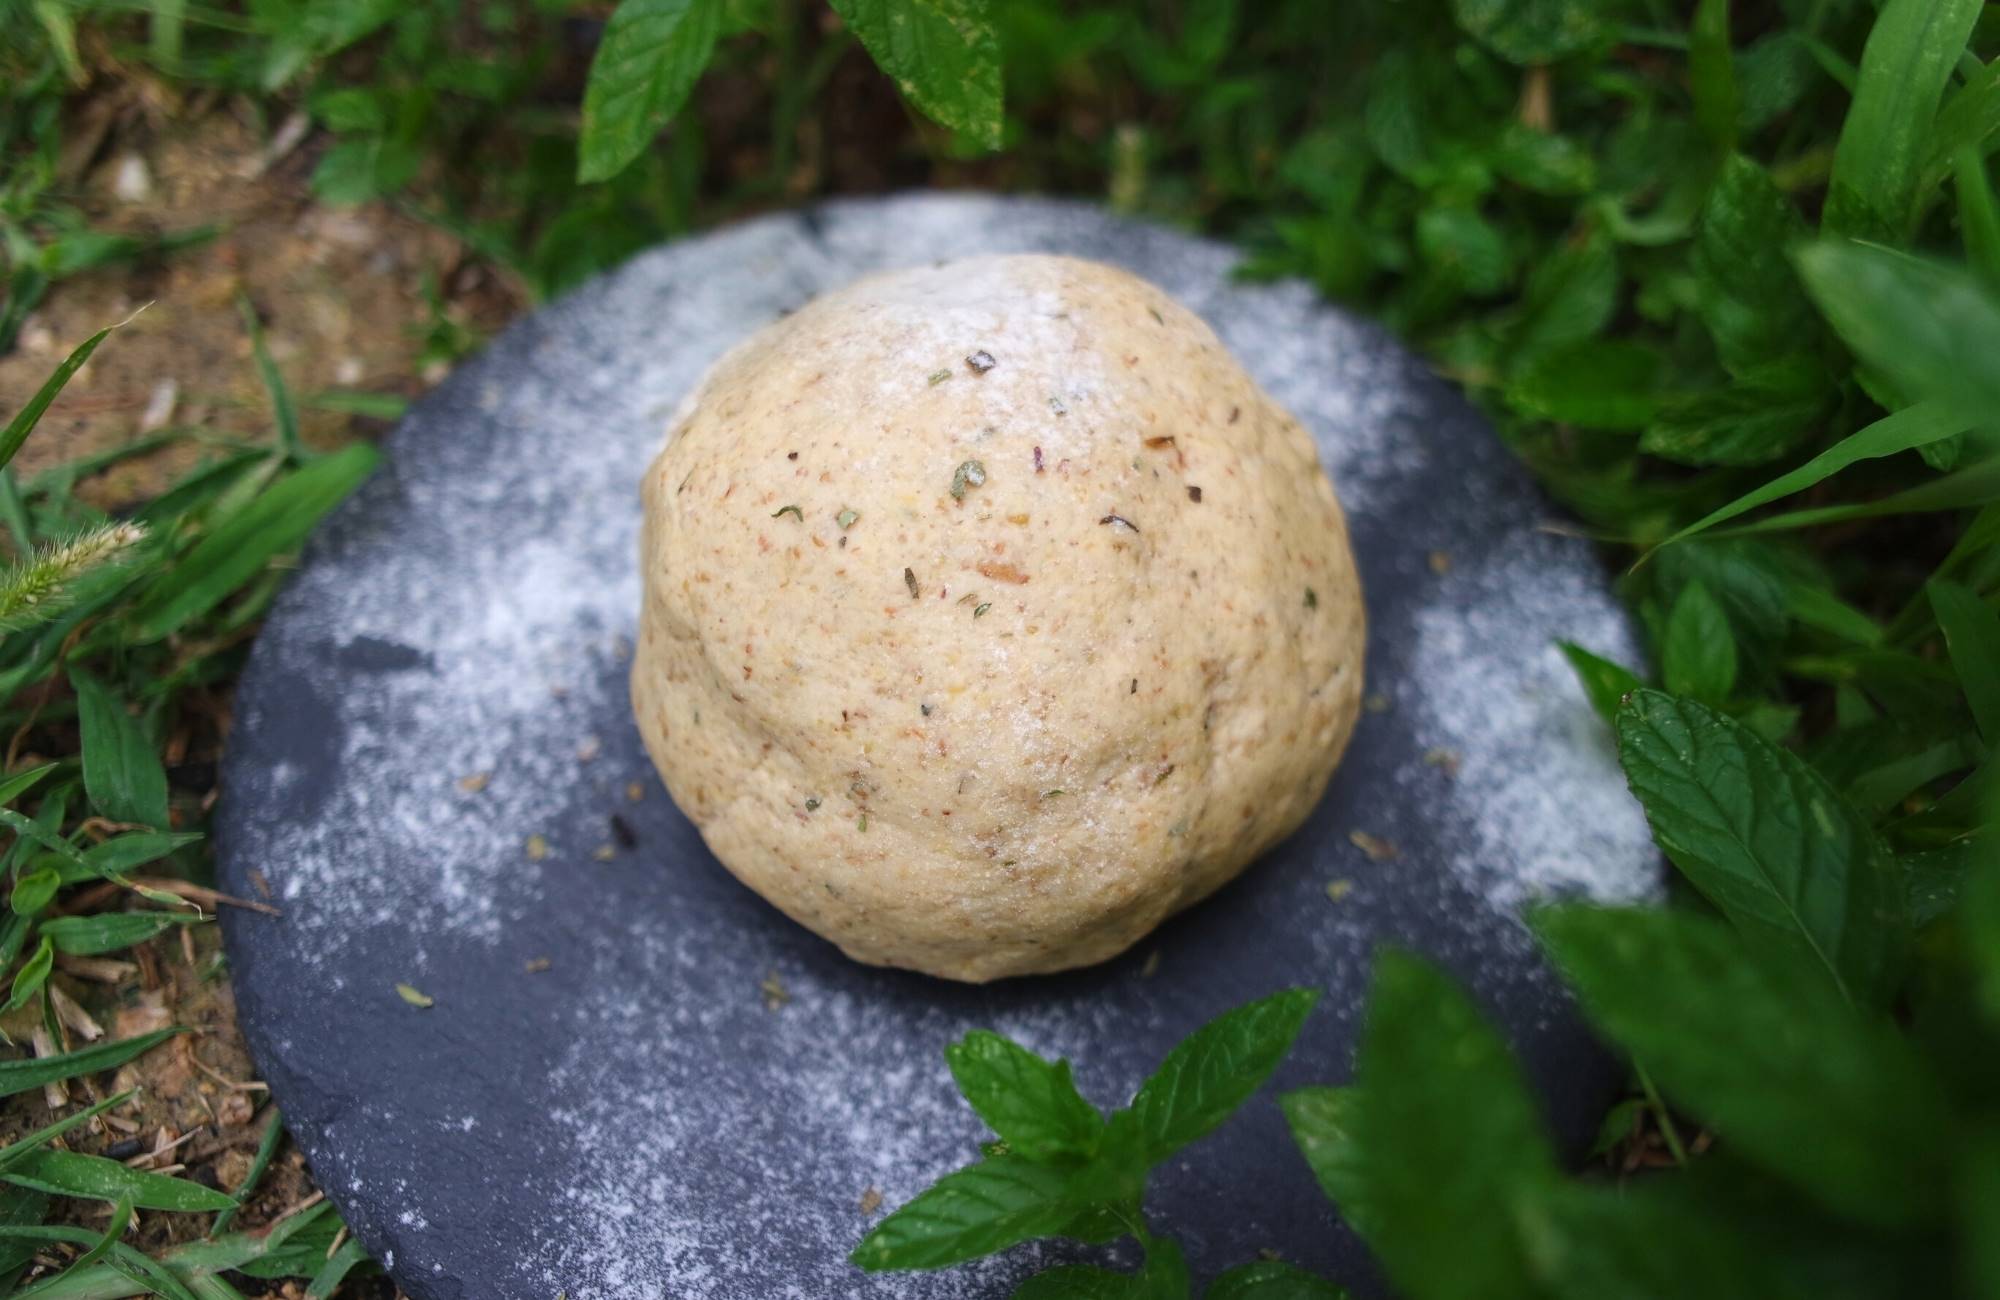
[1533,904,1953,1228]
[1695,156,1814,373]
[1615,689,1907,1004]
[576,0,726,183]
[1505,340,1660,430]
[1450,0,1606,66]
[1558,642,1644,726]
[1688,0,1738,150]
[828,0,1003,150]
[851,1156,1085,1272]
[1640,358,1831,467]
[1013,1266,1143,1299]
[1205,1260,1347,1299]
[1927,579,2000,744]
[1795,242,2000,431]
[1278,1087,1371,1237]
[1129,988,1318,1162]
[1822,0,1983,239]
[69,668,168,830]
[1528,1179,1805,1300]
[946,1031,1104,1161]
[1135,1234,1190,1298]
[1662,581,1738,703]
[1343,953,1555,1299]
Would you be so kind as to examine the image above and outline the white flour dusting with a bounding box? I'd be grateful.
[220,195,1660,1300]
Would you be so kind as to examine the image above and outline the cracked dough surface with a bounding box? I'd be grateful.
[632,254,1364,981]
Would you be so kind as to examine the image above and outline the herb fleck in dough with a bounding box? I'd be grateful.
[632,254,1365,981]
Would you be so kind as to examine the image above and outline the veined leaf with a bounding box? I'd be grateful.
[828,0,1003,149]
[1615,690,1907,1003]
[1796,242,2000,433]
[1450,0,1606,66]
[1662,581,1738,703]
[69,668,169,830]
[37,912,205,957]
[1526,1179,1807,1300]
[851,1156,1088,1272]
[4,1148,235,1212]
[1206,1260,1348,1299]
[0,1028,184,1099]
[1279,1086,1371,1237]
[1129,988,1318,1161]
[1641,359,1830,467]
[576,0,726,183]
[1342,952,1555,1298]
[945,1031,1104,1161]
[1694,156,1814,373]
[1822,0,1983,239]
[1534,905,1953,1228]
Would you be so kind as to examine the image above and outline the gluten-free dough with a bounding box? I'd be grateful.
[632,254,1364,982]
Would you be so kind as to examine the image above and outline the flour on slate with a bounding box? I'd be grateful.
[222,195,1660,1300]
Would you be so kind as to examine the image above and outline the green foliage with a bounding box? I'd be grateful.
[855,991,1335,1293]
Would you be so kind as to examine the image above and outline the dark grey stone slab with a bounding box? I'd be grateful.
[216,194,1660,1300]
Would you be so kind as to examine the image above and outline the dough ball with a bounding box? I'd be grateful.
[632,254,1364,981]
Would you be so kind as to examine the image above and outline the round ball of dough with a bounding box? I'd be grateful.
[632,254,1364,982]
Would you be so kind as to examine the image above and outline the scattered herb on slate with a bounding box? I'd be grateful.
[395,983,435,1009]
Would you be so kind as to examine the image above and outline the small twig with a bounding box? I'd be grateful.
[187,1052,267,1094]
[53,955,137,984]
[30,1026,69,1111]
[131,878,279,917]
[266,1190,325,1229]
[1636,1063,1689,1166]
[125,1129,198,1169]
[326,1225,349,1260]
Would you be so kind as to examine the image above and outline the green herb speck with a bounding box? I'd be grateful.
[396,983,435,1009]
[927,369,952,386]
[904,566,920,599]
[805,797,821,811]
[950,460,987,501]
[858,813,869,832]
[974,602,992,618]
[1304,587,1318,609]
[837,508,859,529]
[771,504,803,521]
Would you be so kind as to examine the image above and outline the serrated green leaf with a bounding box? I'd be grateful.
[851,1156,1087,1272]
[1342,952,1555,1298]
[1642,359,1830,467]
[945,1031,1104,1161]
[1558,642,1645,726]
[1662,581,1738,704]
[576,0,726,183]
[1928,580,2000,744]
[4,1149,235,1212]
[1278,1087,1370,1236]
[1534,905,1953,1228]
[1823,0,1983,239]
[1695,156,1815,373]
[828,0,1003,149]
[1415,206,1509,296]
[1205,1260,1347,1300]
[69,668,168,830]
[1657,401,1973,550]
[1506,340,1659,430]
[129,442,378,641]
[1615,690,1907,1003]
[1450,0,1605,65]
[1489,123,1594,196]
[36,912,204,956]
[1504,232,1616,374]
[1796,242,2000,433]
[1129,988,1317,1162]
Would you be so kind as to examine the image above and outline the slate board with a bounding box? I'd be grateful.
[215,194,1661,1300]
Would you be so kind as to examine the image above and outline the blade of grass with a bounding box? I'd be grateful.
[1651,401,1972,553]
[208,1107,280,1234]
[0,1092,134,1176]
[67,1198,132,1274]
[235,297,300,461]
[1929,580,2000,743]
[0,318,134,475]
[303,1239,368,1299]
[0,1028,184,1099]
[1709,454,2000,537]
